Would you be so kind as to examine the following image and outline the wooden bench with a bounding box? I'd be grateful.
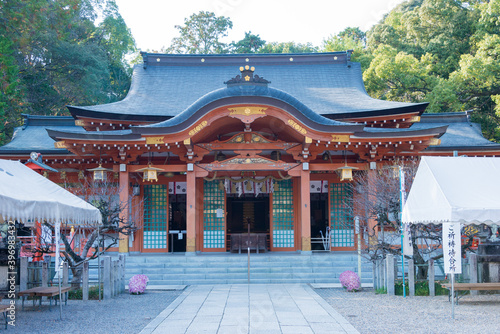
[441,283,500,304]
[0,305,9,329]
[18,286,73,311]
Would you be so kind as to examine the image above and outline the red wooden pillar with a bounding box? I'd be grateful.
[300,169,311,253]
[119,164,129,253]
[186,169,196,254]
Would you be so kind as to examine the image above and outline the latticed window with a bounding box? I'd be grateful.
[203,180,225,248]
[330,183,354,247]
[272,179,294,248]
[143,184,167,249]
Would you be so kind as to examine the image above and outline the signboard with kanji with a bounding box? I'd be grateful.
[443,222,462,274]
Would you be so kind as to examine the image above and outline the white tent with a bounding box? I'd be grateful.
[402,156,500,226]
[0,159,101,225]
[0,159,101,319]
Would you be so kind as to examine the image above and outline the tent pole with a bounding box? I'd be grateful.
[451,272,455,319]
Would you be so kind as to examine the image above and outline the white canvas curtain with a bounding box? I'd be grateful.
[0,159,102,225]
[402,156,500,226]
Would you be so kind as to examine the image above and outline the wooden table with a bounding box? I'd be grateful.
[441,283,500,304]
[18,286,73,311]
[0,304,9,329]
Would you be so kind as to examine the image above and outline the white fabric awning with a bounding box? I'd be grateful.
[402,156,500,225]
[0,159,102,225]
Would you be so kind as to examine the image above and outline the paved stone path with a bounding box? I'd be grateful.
[140,284,359,334]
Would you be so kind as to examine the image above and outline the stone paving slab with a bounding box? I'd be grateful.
[140,284,359,334]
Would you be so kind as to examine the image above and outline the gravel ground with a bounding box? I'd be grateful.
[4,287,499,333]
[315,288,500,334]
[1,290,182,334]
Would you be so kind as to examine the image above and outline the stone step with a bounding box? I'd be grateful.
[124,252,373,285]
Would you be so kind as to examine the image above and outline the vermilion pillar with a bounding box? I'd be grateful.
[118,165,129,253]
[300,169,311,253]
[186,169,196,254]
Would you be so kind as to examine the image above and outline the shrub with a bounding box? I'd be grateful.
[129,274,149,294]
[339,270,361,292]
[68,285,102,300]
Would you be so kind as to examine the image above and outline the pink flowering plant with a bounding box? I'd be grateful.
[339,270,361,292]
[129,274,149,294]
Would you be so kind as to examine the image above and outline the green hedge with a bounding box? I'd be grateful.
[394,280,449,296]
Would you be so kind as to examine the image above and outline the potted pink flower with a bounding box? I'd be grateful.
[129,274,149,294]
[339,270,361,292]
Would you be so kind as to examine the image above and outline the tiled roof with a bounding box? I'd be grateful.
[69,53,426,121]
[0,116,83,155]
[411,113,500,150]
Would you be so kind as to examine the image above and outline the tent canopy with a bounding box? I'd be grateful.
[0,159,101,225]
[402,156,500,225]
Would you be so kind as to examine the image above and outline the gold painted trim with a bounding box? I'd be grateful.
[287,119,307,135]
[228,106,267,116]
[410,116,421,123]
[188,121,208,136]
[54,141,66,149]
[331,134,350,142]
[75,120,85,126]
[301,236,311,251]
[183,138,191,145]
[146,136,165,145]
[429,138,441,146]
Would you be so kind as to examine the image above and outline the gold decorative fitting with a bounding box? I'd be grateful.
[188,121,208,136]
[250,67,255,71]
[43,171,48,178]
[54,141,66,149]
[287,119,307,135]
[60,171,66,180]
[229,106,267,116]
[239,66,244,71]
[305,137,312,144]
[75,120,85,126]
[429,138,441,146]
[331,134,350,142]
[146,136,165,145]
[183,138,191,145]
[245,65,250,70]
[410,116,421,123]
[244,75,250,81]
[78,170,84,180]
[201,58,205,62]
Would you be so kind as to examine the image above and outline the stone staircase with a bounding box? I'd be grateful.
[124,252,373,286]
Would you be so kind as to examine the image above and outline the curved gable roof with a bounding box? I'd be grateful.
[69,52,426,121]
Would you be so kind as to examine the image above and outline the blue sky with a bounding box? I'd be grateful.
[116,0,406,51]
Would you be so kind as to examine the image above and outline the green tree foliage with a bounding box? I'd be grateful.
[258,41,317,54]
[322,27,372,70]
[364,0,500,142]
[0,0,135,145]
[166,11,233,54]
[231,31,266,53]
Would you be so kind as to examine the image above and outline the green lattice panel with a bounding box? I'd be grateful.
[143,184,167,249]
[330,183,354,247]
[203,180,225,248]
[272,179,294,248]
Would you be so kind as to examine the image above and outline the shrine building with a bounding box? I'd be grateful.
[2,51,500,255]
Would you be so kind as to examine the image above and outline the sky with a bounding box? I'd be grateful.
[115,0,407,52]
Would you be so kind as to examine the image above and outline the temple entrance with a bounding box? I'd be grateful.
[310,188,330,251]
[168,183,187,252]
[226,193,270,252]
